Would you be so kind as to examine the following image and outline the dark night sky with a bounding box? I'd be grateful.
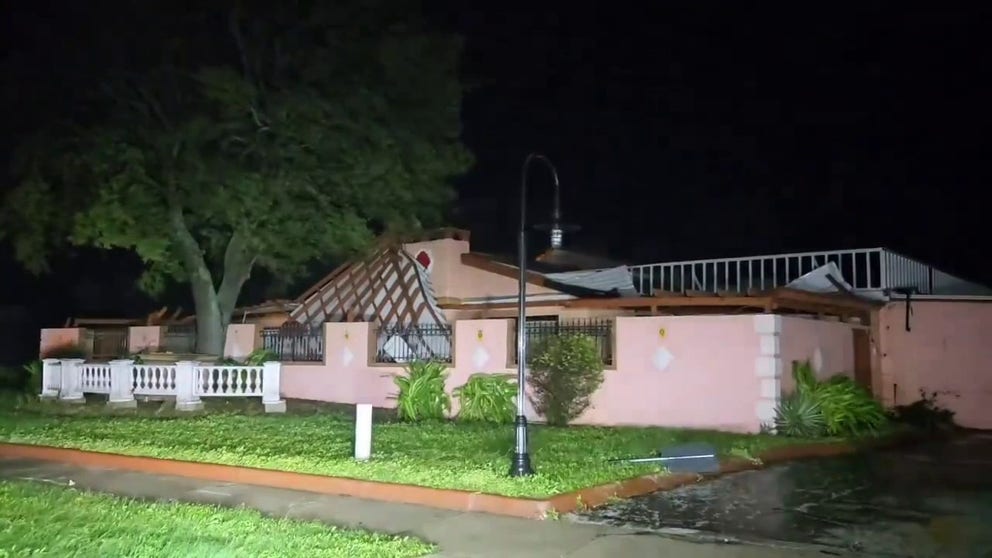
[2,2,991,328]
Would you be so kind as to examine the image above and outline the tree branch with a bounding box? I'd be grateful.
[216,229,256,318]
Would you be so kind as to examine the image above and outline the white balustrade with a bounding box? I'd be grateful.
[107,359,137,409]
[629,247,941,296]
[58,359,85,403]
[133,364,179,396]
[40,359,61,399]
[262,361,285,413]
[175,361,204,412]
[196,365,265,397]
[79,363,112,394]
[39,359,284,413]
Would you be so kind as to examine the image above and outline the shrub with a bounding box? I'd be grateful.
[21,360,42,395]
[453,374,516,424]
[890,389,958,432]
[0,367,24,391]
[392,360,450,422]
[774,391,826,437]
[815,375,888,436]
[245,348,278,366]
[528,333,605,426]
[0,360,43,395]
[775,361,887,438]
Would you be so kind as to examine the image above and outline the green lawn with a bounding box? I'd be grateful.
[0,397,828,498]
[0,480,433,558]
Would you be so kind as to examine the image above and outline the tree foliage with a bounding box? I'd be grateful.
[1,1,473,353]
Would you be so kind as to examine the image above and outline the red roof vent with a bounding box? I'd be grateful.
[415,250,432,270]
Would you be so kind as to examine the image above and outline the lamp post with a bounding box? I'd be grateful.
[510,152,574,477]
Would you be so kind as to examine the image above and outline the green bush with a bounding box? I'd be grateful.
[529,334,605,426]
[775,361,887,438]
[245,348,278,366]
[392,360,450,422]
[774,391,826,437]
[0,367,24,391]
[815,375,888,436]
[453,374,516,424]
[21,360,42,395]
[0,360,43,395]
[211,349,278,366]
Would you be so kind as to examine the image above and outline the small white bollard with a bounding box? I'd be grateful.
[354,403,373,461]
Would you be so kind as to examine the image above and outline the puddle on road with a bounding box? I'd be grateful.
[574,435,992,557]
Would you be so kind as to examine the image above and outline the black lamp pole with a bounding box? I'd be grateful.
[510,152,565,478]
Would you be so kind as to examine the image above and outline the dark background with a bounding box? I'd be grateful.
[2,2,990,357]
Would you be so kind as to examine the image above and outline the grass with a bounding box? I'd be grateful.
[0,395,833,499]
[0,480,434,558]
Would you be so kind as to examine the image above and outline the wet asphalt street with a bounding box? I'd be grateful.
[572,433,992,557]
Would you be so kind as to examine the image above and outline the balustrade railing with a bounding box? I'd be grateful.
[39,358,284,413]
[196,365,265,397]
[629,247,937,296]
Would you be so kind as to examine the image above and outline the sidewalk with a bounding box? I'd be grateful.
[0,458,835,557]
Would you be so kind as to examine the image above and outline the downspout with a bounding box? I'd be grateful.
[890,287,917,332]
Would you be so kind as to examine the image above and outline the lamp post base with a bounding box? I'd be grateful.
[509,452,534,477]
[509,415,535,477]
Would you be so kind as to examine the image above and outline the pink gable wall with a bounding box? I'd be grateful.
[879,301,992,430]
[401,238,560,301]
[778,317,856,393]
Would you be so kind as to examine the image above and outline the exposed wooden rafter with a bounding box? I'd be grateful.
[289,247,448,329]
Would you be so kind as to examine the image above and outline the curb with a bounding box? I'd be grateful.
[0,433,917,519]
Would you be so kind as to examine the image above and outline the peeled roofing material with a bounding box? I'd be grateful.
[544,266,641,297]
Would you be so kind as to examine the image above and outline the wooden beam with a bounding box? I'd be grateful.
[684,290,717,298]
[770,287,880,311]
[438,300,568,311]
[566,295,774,309]
[295,260,355,304]
[460,253,554,289]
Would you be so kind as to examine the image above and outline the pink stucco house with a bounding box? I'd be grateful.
[42,228,992,431]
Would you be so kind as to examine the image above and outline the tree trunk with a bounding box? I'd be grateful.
[170,207,254,358]
[191,281,226,356]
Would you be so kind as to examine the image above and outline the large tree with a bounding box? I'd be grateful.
[1,1,472,354]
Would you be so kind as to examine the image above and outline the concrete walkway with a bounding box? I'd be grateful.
[0,458,838,557]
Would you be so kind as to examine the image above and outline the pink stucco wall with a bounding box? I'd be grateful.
[573,315,763,432]
[402,238,559,301]
[280,316,770,432]
[39,328,85,357]
[128,326,163,353]
[778,317,856,393]
[224,324,258,359]
[879,301,992,430]
[280,321,402,408]
[41,324,257,359]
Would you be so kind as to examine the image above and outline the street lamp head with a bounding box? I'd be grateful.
[536,220,579,250]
